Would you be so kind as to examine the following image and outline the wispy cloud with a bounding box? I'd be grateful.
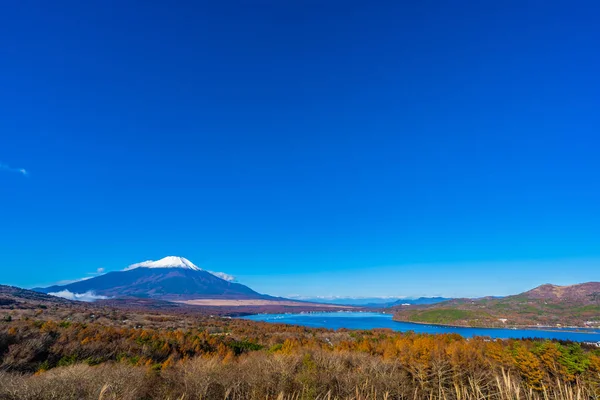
[208,271,236,282]
[53,276,93,286]
[48,290,108,302]
[49,267,107,286]
[0,162,28,176]
[85,267,105,277]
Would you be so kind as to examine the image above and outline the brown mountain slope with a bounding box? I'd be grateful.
[522,282,600,303]
[392,282,600,328]
[0,285,73,308]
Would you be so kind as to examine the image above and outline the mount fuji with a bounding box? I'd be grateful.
[36,256,266,301]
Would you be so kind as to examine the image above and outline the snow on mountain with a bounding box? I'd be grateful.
[125,256,201,271]
[123,256,235,281]
[37,256,262,300]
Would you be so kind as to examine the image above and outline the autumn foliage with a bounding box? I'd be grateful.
[1,309,600,399]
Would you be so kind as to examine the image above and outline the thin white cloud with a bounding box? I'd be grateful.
[0,163,28,176]
[53,276,93,286]
[50,268,107,286]
[209,271,236,282]
[86,267,105,276]
[48,290,108,302]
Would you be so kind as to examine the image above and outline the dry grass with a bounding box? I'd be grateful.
[0,363,149,400]
[0,351,598,400]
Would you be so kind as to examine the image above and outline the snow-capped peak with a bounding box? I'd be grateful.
[126,256,202,271]
[124,256,237,282]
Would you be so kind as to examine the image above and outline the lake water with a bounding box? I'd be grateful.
[242,312,600,342]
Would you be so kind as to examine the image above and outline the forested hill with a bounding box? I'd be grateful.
[393,282,600,328]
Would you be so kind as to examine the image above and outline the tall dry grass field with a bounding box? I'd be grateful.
[0,350,598,400]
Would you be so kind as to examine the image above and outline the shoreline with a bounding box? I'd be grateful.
[392,317,600,335]
[241,310,600,336]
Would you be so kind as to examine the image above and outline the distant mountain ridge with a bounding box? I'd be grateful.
[393,282,600,328]
[383,297,451,307]
[35,256,268,301]
[288,296,451,307]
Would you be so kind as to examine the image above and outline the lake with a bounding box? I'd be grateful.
[242,312,600,342]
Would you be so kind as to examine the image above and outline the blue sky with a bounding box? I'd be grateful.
[1,1,599,298]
